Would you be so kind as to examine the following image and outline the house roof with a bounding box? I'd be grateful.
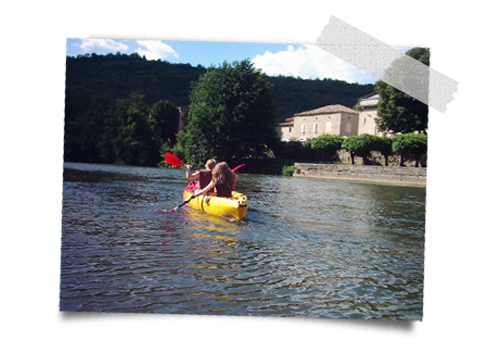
[295,104,359,116]
[275,117,294,127]
[359,91,378,100]
[359,92,379,108]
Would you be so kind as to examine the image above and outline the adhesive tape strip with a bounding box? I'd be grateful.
[316,16,458,113]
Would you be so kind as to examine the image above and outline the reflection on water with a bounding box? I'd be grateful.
[61,162,426,319]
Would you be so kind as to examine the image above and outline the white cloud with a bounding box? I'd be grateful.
[79,39,129,52]
[251,45,376,84]
[135,40,179,61]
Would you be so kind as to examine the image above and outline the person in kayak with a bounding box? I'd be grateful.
[189,162,237,199]
[186,158,216,189]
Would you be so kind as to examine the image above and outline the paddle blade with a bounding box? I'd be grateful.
[165,152,185,167]
[231,164,245,172]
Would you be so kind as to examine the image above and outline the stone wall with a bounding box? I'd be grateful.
[293,163,426,185]
[337,150,427,168]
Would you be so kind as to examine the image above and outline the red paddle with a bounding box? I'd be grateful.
[231,164,245,172]
[152,162,244,215]
[165,152,186,167]
[166,153,244,172]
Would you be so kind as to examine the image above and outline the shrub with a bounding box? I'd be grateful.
[171,130,190,162]
[272,140,319,160]
[374,136,393,166]
[311,135,344,163]
[282,164,294,176]
[157,141,173,168]
[342,134,379,165]
[157,130,193,168]
[392,133,427,167]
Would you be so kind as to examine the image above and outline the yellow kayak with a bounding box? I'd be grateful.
[183,182,248,220]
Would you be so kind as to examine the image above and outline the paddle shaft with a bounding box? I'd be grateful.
[171,194,195,212]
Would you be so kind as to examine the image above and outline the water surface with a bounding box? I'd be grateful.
[61,162,425,320]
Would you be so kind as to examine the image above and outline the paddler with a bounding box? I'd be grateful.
[189,162,237,199]
[186,158,216,189]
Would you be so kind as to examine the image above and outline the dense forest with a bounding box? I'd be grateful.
[65,53,374,122]
[64,53,377,170]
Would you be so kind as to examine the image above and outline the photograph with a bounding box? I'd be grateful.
[61,39,427,320]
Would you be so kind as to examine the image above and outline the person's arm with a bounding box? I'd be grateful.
[188,180,215,200]
[186,165,200,180]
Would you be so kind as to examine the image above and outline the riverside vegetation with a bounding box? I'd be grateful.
[64,48,428,175]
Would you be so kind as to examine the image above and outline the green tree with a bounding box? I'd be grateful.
[186,59,277,166]
[374,136,393,166]
[311,135,344,163]
[64,86,92,161]
[282,164,294,176]
[115,93,157,166]
[64,86,115,163]
[157,130,191,168]
[342,134,379,165]
[392,133,427,167]
[150,100,179,145]
[171,130,190,161]
[375,47,429,134]
[84,92,116,163]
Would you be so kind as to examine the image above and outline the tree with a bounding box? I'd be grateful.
[392,133,427,167]
[64,86,115,163]
[149,100,179,145]
[374,136,393,166]
[342,134,379,165]
[311,135,344,163]
[115,93,157,166]
[375,47,430,134]
[186,59,277,166]
[83,92,116,163]
[64,86,92,161]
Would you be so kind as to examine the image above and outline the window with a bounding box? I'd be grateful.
[325,122,332,133]
[313,123,319,133]
[345,122,352,132]
[301,124,306,134]
[289,127,292,133]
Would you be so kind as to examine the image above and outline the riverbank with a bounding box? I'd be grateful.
[293,163,426,186]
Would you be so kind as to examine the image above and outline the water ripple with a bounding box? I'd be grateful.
[61,163,425,319]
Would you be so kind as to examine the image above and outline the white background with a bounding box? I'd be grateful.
[1,1,483,359]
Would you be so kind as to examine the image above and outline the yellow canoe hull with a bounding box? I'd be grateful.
[183,189,248,220]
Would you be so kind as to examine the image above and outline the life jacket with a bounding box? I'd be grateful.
[199,170,212,189]
[215,181,233,198]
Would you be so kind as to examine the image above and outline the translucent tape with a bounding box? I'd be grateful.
[316,16,458,113]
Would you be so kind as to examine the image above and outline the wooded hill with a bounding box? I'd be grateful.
[66,53,374,122]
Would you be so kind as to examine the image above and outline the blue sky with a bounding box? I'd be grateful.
[66,38,382,84]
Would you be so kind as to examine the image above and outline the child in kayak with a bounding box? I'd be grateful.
[189,162,237,199]
[186,158,216,189]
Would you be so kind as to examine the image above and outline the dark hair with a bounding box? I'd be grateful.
[212,162,237,188]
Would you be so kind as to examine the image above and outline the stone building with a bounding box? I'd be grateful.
[275,117,294,141]
[357,92,383,136]
[177,106,189,131]
[276,104,359,141]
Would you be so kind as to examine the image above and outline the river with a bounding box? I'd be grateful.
[60,162,426,320]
